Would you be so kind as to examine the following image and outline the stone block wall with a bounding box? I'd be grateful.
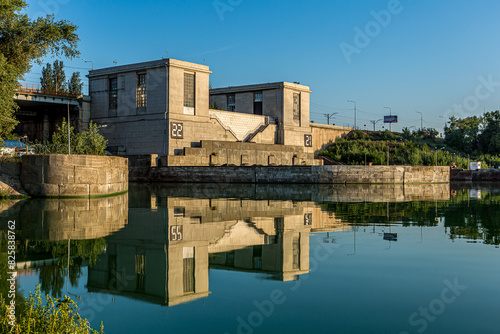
[161,140,321,167]
[147,165,449,184]
[20,154,128,197]
[310,123,352,153]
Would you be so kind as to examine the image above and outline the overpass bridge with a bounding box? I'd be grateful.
[13,83,90,143]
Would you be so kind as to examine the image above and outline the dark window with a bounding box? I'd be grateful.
[136,74,147,108]
[184,73,195,108]
[254,91,263,115]
[227,94,235,111]
[135,254,146,292]
[109,78,117,109]
[293,93,300,121]
[292,235,300,269]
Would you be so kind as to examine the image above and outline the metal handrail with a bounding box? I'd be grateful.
[17,82,80,98]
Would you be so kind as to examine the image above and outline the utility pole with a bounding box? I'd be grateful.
[439,116,446,130]
[383,106,392,131]
[323,113,338,125]
[348,100,356,129]
[415,111,423,130]
[370,119,382,131]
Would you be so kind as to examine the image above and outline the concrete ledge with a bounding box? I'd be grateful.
[20,154,128,198]
[144,165,449,184]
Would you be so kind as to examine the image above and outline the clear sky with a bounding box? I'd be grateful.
[23,0,500,132]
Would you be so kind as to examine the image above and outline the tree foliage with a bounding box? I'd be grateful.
[35,119,108,155]
[40,60,67,92]
[0,0,79,139]
[68,71,83,95]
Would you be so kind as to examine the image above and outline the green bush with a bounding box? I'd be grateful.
[34,119,108,155]
[0,285,104,334]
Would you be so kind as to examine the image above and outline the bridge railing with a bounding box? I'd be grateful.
[17,82,80,99]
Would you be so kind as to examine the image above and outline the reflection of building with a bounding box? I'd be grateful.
[87,189,344,307]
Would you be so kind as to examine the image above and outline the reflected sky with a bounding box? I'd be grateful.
[4,183,500,334]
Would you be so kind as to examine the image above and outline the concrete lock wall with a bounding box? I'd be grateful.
[148,165,449,184]
[20,154,128,197]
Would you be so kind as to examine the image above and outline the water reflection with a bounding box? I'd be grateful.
[3,182,499,314]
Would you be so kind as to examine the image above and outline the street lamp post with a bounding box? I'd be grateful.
[383,106,392,131]
[347,100,356,130]
[415,111,423,130]
[83,58,94,70]
[439,116,446,130]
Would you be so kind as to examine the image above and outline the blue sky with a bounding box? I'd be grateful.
[24,0,500,132]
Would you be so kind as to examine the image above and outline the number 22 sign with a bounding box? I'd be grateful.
[171,122,183,139]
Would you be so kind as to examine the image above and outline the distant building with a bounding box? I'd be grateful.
[88,58,350,165]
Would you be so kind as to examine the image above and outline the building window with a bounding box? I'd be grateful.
[109,77,117,109]
[136,73,147,108]
[183,247,195,293]
[254,91,263,115]
[227,94,235,111]
[135,254,146,292]
[184,73,195,114]
[293,93,300,121]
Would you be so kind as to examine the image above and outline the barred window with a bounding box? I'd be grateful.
[293,93,300,121]
[227,94,235,111]
[109,77,117,109]
[184,73,195,108]
[136,73,147,108]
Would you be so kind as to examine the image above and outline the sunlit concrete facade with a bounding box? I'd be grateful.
[88,58,350,165]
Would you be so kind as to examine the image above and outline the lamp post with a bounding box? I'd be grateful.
[439,116,446,130]
[383,106,392,131]
[347,100,356,130]
[415,111,423,130]
[83,58,94,70]
[370,119,382,131]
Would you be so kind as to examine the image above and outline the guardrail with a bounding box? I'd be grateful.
[17,82,80,99]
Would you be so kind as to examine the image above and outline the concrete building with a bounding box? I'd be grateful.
[88,58,351,165]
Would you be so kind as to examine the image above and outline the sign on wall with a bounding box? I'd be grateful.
[169,225,183,241]
[384,116,398,123]
[304,134,312,147]
[171,122,183,139]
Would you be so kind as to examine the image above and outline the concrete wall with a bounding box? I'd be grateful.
[146,165,449,184]
[0,162,26,196]
[162,140,320,167]
[451,169,500,181]
[20,154,128,197]
[310,123,352,153]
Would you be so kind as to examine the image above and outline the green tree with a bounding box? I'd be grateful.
[479,110,500,155]
[40,60,67,92]
[0,0,79,139]
[40,62,55,91]
[444,116,482,154]
[68,71,83,95]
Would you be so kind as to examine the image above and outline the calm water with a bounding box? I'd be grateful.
[3,182,500,334]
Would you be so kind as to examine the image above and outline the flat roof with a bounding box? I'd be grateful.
[210,82,311,94]
[88,58,211,78]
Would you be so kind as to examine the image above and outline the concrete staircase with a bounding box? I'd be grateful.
[209,110,268,141]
